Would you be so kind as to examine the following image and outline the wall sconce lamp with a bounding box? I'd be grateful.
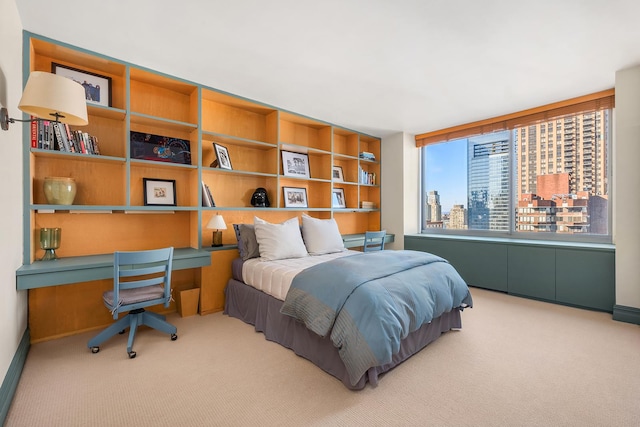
[206,213,227,247]
[1,71,89,131]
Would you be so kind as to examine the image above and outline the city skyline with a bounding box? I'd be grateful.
[422,138,468,214]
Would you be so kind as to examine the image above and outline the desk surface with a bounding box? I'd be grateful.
[16,234,395,290]
[16,247,211,290]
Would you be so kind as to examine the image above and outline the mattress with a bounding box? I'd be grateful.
[241,250,359,300]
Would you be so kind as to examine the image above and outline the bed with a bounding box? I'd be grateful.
[223,215,473,390]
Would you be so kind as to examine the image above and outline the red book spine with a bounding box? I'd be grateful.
[30,117,37,148]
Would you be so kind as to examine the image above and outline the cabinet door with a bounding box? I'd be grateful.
[404,237,508,291]
[555,248,615,311]
[507,245,555,300]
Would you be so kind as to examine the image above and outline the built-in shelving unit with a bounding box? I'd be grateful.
[21,32,382,339]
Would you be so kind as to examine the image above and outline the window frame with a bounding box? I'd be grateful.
[418,91,614,245]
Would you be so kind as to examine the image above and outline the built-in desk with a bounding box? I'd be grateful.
[342,233,395,249]
[16,247,211,290]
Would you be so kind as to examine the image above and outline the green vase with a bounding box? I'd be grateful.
[43,177,76,205]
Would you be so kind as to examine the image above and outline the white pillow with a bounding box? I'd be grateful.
[301,214,346,255]
[253,216,308,261]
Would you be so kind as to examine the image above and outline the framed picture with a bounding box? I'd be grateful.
[283,186,308,208]
[281,151,310,178]
[130,131,191,165]
[332,166,344,182]
[143,178,177,206]
[52,62,112,107]
[332,188,346,208]
[212,143,233,170]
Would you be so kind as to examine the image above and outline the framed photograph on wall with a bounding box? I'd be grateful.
[283,186,308,208]
[212,143,233,170]
[143,178,177,206]
[281,151,310,178]
[52,62,112,107]
[332,188,346,208]
[332,165,344,182]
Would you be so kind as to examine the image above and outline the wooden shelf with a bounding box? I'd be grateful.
[21,32,383,337]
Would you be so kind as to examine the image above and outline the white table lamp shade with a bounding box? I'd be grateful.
[206,214,227,230]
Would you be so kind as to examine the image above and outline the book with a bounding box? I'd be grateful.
[201,181,215,207]
[205,183,215,207]
[30,117,37,148]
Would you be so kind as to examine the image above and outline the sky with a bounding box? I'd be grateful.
[423,138,468,214]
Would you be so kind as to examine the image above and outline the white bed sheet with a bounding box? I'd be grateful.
[242,250,359,301]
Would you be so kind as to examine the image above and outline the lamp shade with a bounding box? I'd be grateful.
[206,214,227,230]
[18,71,88,126]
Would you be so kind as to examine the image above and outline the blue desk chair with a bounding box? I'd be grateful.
[88,247,177,358]
[363,230,386,252]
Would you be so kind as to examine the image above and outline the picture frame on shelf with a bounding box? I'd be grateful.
[283,186,308,208]
[332,188,346,208]
[281,150,310,178]
[143,178,177,206]
[52,62,112,107]
[212,143,233,170]
[332,165,344,182]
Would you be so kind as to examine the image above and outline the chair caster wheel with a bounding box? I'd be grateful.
[128,351,136,359]
[171,334,177,341]
[91,346,99,354]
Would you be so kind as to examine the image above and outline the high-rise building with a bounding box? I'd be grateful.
[468,131,510,231]
[425,190,443,228]
[516,173,608,234]
[515,111,609,199]
[449,204,467,229]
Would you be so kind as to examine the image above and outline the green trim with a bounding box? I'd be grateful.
[0,328,30,425]
[612,305,640,325]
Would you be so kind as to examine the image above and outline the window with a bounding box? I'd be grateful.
[417,91,613,243]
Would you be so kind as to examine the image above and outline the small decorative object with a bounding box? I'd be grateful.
[211,143,232,170]
[43,177,77,205]
[206,213,227,247]
[332,166,344,182]
[39,227,61,260]
[130,131,191,165]
[283,187,308,208]
[143,178,176,206]
[251,187,270,207]
[281,150,310,178]
[332,188,346,208]
[52,62,112,107]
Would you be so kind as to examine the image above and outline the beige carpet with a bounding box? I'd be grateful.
[5,288,640,427]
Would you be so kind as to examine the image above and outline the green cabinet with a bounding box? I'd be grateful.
[507,246,556,300]
[405,235,615,312]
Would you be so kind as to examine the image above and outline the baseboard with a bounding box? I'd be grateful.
[0,328,30,425]
[612,305,640,325]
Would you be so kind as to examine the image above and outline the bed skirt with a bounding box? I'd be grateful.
[224,278,462,390]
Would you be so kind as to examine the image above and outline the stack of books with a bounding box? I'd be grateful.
[360,201,376,209]
[31,119,100,155]
[359,151,376,161]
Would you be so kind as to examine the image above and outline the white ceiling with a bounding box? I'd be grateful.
[15,0,640,138]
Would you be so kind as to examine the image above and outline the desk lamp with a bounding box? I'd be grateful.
[206,213,227,247]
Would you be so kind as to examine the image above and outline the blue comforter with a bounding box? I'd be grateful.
[280,250,473,386]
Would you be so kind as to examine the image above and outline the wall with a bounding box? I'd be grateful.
[381,132,419,249]
[614,65,640,314]
[0,0,28,409]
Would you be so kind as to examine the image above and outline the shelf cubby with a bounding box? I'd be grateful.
[203,134,278,175]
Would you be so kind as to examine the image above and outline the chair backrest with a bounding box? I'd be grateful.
[363,230,386,252]
[112,247,174,315]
